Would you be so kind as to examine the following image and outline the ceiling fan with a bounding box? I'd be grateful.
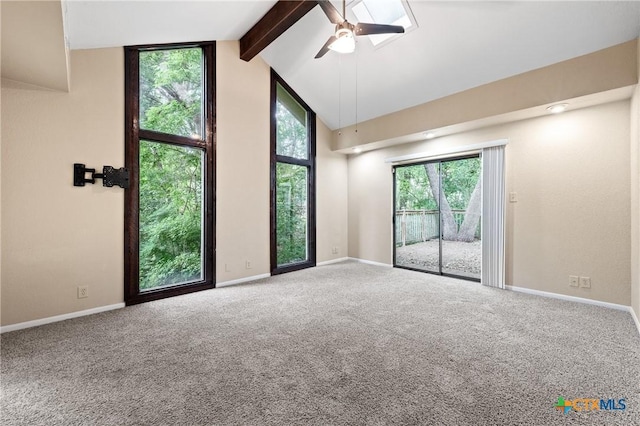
[315,0,405,58]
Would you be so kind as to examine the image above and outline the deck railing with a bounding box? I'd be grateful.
[395,209,479,246]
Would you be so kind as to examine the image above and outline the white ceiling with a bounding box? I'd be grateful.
[64,0,278,49]
[64,1,640,130]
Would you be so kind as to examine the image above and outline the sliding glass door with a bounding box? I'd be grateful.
[440,158,482,279]
[394,163,441,273]
[394,155,481,281]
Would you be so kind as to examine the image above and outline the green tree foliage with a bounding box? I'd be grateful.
[276,163,308,265]
[396,159,480,211]
[140,48,202,137]
[395,166,437,211]
[276,88,308,159]
[138,49,204,290]
[275,97,309,266]
[396,158,482,242]
[442,159,482,241]
[139,142,203,289]
[440,159,481,210]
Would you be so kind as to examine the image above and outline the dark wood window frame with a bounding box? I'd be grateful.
[124,42,216,305]
[270,69,316,275]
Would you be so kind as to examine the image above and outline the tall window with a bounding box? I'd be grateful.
[124,43,215,305]
[271,70,316,274]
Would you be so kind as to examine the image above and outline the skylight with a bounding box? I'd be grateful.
[351,0,417,47]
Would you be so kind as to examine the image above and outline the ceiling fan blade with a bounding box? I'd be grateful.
[318,0,344,25]
[354,22,405,36]
[315,35,338,59]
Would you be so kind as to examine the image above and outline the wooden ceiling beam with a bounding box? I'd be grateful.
[239,0,318,62]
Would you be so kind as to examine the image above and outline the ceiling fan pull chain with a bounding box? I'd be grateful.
[355,44,358,134]
[338,54,342,134]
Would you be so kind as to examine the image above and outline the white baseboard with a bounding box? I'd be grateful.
[1,273,274,332]
[348,257,393,268]
[506,286,640,337]
[216,273,271,288]
[506,285,629,311]
[317,257,349,266]
[0,303,125,334]
[631,307,640,336]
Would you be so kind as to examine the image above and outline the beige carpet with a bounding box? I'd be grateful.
[2,260,639,425]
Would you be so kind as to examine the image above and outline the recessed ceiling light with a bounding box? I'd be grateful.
[353,147,363,154]
[546,103,568,114]
[425,132,435,139]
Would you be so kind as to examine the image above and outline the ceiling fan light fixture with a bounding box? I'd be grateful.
[329,28,356,54]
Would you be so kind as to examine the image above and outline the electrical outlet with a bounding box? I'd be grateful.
[569,276,579,287]
[224,263,230,272]
[77,286,88,299]
[580,277,591,288]
[509,192,518,203]
[245,260,252,270]
[332,246,339,255]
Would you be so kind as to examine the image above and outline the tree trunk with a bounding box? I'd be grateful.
[424,164,458,240]
[457,177,482,242]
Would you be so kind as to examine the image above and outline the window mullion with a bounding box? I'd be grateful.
[139,129,207,149]
[275,155,312,167]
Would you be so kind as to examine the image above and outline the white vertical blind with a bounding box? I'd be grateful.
[481,146,506,288]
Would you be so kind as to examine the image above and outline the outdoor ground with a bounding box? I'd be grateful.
[395,239,481,279]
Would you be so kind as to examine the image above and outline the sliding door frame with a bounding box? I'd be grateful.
[393,153,481,282]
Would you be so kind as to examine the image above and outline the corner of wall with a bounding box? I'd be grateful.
[0,0,3,320]
[0,58,3,327]
[215,40,272,282]
[316,117,349,263]
[631,39,640,322]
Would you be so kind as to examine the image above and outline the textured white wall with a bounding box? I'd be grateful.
[1,42,349,326]
[631,81,640,318]
[633,40,640,321]
[215,41,348,282]
[1,48,125,325]
[215,41,271,281]
[348,101,631,306]
[316,118,349,263]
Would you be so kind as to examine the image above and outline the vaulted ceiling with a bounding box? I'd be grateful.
[261,1,640,129]
[5,1,640,131]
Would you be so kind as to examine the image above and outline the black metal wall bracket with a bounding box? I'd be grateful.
[74,163,130,189]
